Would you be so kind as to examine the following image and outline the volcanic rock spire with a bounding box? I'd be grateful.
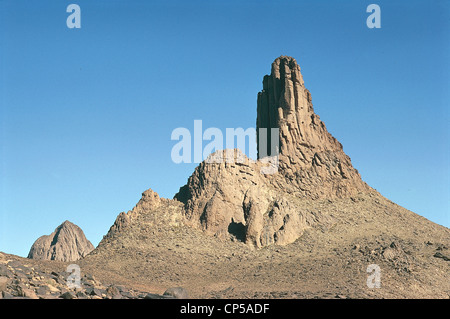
[258,56,370,198]
[173,56,371,247]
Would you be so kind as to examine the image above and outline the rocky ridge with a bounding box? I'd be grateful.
[174,149,336,248]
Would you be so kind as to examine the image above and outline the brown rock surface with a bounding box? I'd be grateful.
[28,221,94,262]
[174,149,334,248]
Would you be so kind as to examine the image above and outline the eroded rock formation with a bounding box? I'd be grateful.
[103,188,183,241]
[105,56,370,249]
[172,56,369,248]
[258,56,370,198]
[174,148,334,248]
[28,221,94,262]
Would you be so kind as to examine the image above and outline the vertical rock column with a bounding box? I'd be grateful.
[257,56,370,198]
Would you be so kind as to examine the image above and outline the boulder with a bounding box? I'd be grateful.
[59,291,76,299]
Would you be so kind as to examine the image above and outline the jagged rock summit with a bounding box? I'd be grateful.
[257,56,370,198]
[173,56,371,248]
[28,220,94,262]
[102,56,370,249]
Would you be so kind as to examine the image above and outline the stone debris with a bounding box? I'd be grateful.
[0,255,186,299]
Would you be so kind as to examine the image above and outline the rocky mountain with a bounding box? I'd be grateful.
[3,56,448,299]
[83,56,449,298]
[28,221,94,262]
[173,56,371,248]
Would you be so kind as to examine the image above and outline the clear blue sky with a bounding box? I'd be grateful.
[1,0,449,257]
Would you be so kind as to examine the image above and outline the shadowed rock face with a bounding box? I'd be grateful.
[28,220,94,262]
